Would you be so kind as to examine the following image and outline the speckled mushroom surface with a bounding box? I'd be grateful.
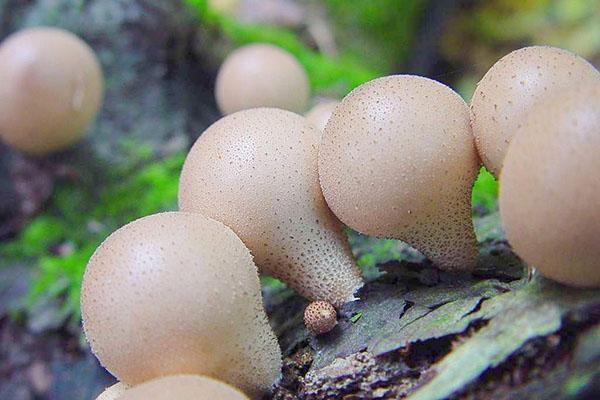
[499,84,600,288]
[95,382,129,400]
[179,108,363,307]
[119,375,250,400]
[305,100,339,133]
[215,43,310,115]
[319,75,480,271]
[470,46,599,177]
[304,300,337,335]
[81,212,281,398]
[0,27,104,155]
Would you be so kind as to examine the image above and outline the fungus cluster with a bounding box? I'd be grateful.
[0,27,103,155]
[83,40,599,399]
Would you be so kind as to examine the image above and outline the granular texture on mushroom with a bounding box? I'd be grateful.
[119,375,250,400]
[499,84,600,288]
[304,301,337,335]
[179,108,363,307]
[319,75,479,271]
[81,212,281,398]
[470,46,600,177]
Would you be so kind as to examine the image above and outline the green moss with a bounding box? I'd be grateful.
[472,167,498,212]
[1,150,184,326]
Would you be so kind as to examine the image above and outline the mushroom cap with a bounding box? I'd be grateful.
[319,75,480,271]
[95,382,129,400]
[179,108,363,307]
[119,375,249,400]
[81,212,281,398]
[0,27,104,155]
[304,301,337,335]
[305,100,339,133]
[470,46,599,176]
[215,43,310,115]
[499,84,600,288]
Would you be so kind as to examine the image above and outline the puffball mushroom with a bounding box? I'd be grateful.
[305,100,339,133]
[81,212,281,398]
[304,300,337,335]
[499,84,600,288]
[179,108,363,307]
[470,46,599,176]
[215,43,310,115]
[319,75,480,271]
[0,27,103,155]
[95,382,129,400]
[119,375,249,400]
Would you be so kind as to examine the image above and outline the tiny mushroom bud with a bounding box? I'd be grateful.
[470,46,599,176]
[81,212,281,398]
[499,84,600,288]
[319,75,480,271]
[179,108,363,307]
[95,382,129,400]
[304,300,337,335]
[215,43,310,115]
[0,27,104,155]
[119,375,249,400]
[305,100,339,133]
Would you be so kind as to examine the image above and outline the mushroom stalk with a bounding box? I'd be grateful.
[179,108,364,307]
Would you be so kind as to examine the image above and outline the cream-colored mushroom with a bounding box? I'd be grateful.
[319,75,480,271]
[179,108,363,307]
[81,212,281,398]
[0,27,103,155]
[215,43,310,115]
[470,46,599,176]
[119,375,249,400]
[305,100,339,133]
[95,382,129,400]
[499,84,600,288]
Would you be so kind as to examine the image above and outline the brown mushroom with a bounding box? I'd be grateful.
[304,300,337,335]
[499,83,600,288]
[0,27,104,155]
[470,46,599,176]
[319,75,480,271]
[81,212,281,398]
[215,43,310,115]
[179,108,363,307]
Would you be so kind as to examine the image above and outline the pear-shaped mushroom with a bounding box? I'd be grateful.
[0,27,103,155]
[179,108,363,307]
[119,375,249,400]
[305,100,339,133]
[319,75,480,271]
[95,382,129,400]
[215,43,310,115]
[81,212,281,398]
[470,46,599,176]
[499,84,600,288]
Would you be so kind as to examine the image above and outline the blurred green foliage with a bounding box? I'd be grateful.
[1,151,184,328]
[186,0,379,94]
